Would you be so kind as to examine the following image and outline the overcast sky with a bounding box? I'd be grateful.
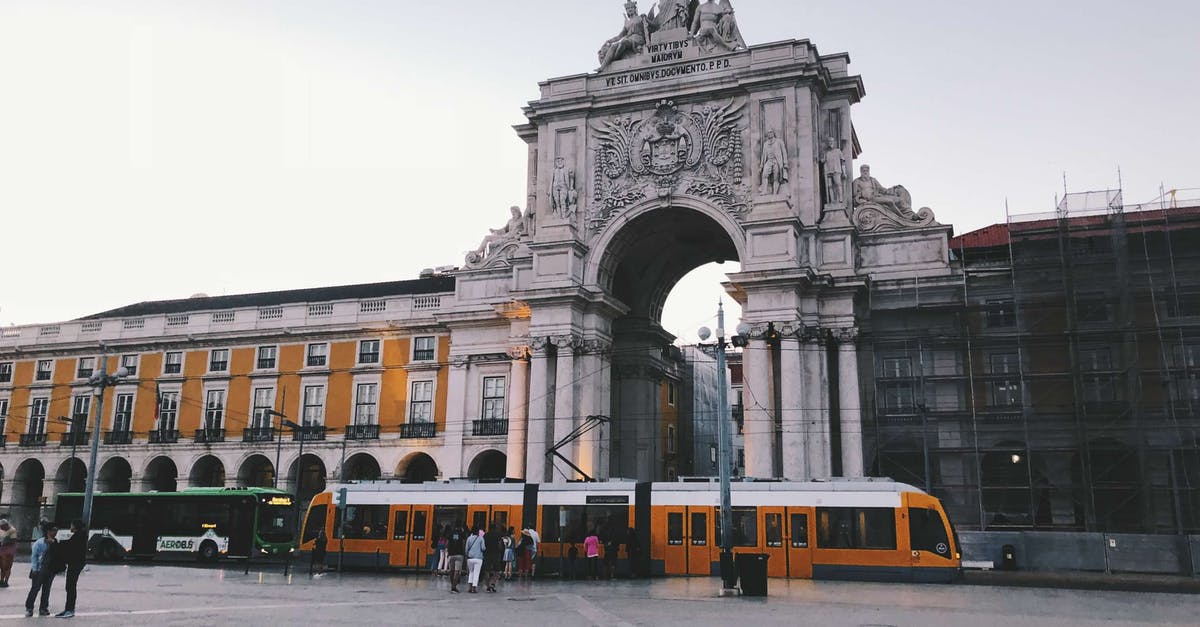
[1,1,1197,343]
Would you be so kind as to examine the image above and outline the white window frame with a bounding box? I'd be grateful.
[301,383,326,427]
[353,382,379,425]
[163,351,184,375]
[667,381,677,406]
[120,354,139,377]
[29,396,49,434]
[209,349,230,373]
[412,336,436,362]
[0,398,9,429]
[256,346,278,370]
[0,362,12,384]
[251,386,276,429]
[306,343,328,368]
[358,339,382,365]
[157,389,180,432]
[70,394,91,427]
[203,388,227,430]
[407,379,435,423]
[76,356,96,380]
[35,359,54,382]
[480,376,506,421]
[112,391,135,433]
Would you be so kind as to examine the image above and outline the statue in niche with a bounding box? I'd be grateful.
[648,0,697,32]
[549,156,579,219]
[758,129,788,196]
[820,137,847,205]
[851,164,938,231]
[691,0,745,54]
[599,1,651,70]
[466,206,527,267]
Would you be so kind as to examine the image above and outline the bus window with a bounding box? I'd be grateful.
[789,513,808,548]
[303,505,327,543]
[909,508,951,557]
[257,499,295,544]
[817,508,896,550]
[667,512,683,545]
[393,510,408,541]
[412,510,428,541]
[764,513,783,548]
[690,512,707,546]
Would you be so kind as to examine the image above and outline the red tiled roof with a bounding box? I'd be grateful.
[951,204,1200,251]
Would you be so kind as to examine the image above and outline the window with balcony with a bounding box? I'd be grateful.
[36,360,53,382]
[209,349,229,373]
[204,389,226,429]
[989,353,1021,408]
[481,377,505,420]
[157,391,179,432]
[358,340,381,365]
[163,351,183,375]
[107,393,134,444]
[71,394,91,424]
[409,381,433,423]
[302,385,325,426]
[120,354,139,377]
[0,362,11,383]
[29,397,49,434]
[306,343,328,368]
[251,387,275,429]
[76,357,95,380]
[0,398,8,426]
[257,346,277,370]
[880,356,915,415]
[413,336,435,362]
[354,383,378,425]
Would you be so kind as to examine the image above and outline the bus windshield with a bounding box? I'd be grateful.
[258,498,297,544]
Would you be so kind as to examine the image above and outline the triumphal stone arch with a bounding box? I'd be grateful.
[454,1,951,482]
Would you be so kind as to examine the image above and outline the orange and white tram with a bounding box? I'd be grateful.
[299,479,960,583]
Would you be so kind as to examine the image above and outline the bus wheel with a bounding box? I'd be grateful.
[198,541,219,562]
[98,541,122,562]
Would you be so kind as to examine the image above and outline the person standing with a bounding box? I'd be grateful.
[445,521,466,594]
[502,527,516,581]
[483,523,504,593]
[522,527,540,578]
[0,519,18,587]
[311,529,328,575]
[25,523,58,617]
[465,527,485,593]
[431,525,447,576]
[602,527,621,580]
[583,529,600,580]
[54,520,87,618]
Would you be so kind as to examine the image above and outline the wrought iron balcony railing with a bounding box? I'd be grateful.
[471,419,509,437]
[194,428,226,444]
[148,429,180,444]
[399,422,436,439]
[345,424,380,440]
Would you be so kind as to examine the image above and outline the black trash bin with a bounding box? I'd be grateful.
[735,553,769,597]
[1000,544,1017,571]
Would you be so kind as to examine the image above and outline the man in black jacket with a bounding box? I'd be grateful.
[54,520,87,619]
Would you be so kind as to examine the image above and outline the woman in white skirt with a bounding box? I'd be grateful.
[465,527,485,593]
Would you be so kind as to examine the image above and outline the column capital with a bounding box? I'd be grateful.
[579,338,612,355]
[507,345,531,361]
[832,326,860,344]
[550,333,582,351]
[529,336,550,352]
[450,355,470,369]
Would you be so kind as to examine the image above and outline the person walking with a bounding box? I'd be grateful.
[483,523,504,593]
[25,523,58,617]
[311,529,328,575]
[583,529,600,580]
[0,519,18,587]
[522,527,540,578]
[432,525,447,576]
[465,527,485,593]
[54,520,87,618]
[445,521,467,593]
[502,527,516,581]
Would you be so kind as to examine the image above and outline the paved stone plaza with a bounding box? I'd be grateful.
[0,563,1196,625]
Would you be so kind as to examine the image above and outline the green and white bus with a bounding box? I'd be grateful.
[54,487,297,561]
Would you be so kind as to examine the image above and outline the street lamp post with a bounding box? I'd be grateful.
[265,409,287,489]
[281,419,328,576]
[83,351,129,529]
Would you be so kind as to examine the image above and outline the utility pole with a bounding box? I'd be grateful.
[699,303,739,593]
[83,347,128,529]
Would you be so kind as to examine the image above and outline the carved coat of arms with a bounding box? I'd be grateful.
[590,99,748,232]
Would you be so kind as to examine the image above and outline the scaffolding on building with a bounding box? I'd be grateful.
[865,187,1200,534]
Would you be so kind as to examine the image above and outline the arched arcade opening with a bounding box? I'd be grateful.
[342,453,381,481]
[397,452,438,483]
[466,450,507,481]
[189,455,226,488]
[143,456,178,492]
[238,454,275,488]
[97,457,132,493]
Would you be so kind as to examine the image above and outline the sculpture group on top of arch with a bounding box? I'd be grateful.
[599,0,746,70]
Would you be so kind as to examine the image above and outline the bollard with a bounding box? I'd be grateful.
[375,548,381,572]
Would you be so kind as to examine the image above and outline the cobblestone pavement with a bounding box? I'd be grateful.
[0,562,1197,626]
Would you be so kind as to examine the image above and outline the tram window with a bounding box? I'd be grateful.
[764,514,783,547]
[302,505,327,543]
[667,512,684,545]
[691,512,707,546]
[909,508,951,556]
[412,511,427,541]
[472,511,487,533]
[393,510,408,541]
[493,511,508,530]
[817,508,897,550]
[715,507,758,547]
[433,505,467,536]
[790,513,808,548]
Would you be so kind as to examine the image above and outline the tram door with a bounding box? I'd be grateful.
[687,509,711,575]
[468,506,490,533]
[785,508,813,579]
[663,507,687,574]
[408,505,431,568]
[389,507,411,567]
[760,507,787,578]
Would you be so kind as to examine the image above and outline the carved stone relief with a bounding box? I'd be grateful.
[851,164,937,232]
[589,99,749,232]
[464,206,531,269]
[691,0,746,54]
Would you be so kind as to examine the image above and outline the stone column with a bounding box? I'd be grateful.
[575,340,611,480]
[505,349,530,479]
[779,334,808,480]
[443,357,469,479]
[525,342,551,483]
[551,335,578,480]
[743,337,776,478]
[837,328,864,477]
[802,330,829,478]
